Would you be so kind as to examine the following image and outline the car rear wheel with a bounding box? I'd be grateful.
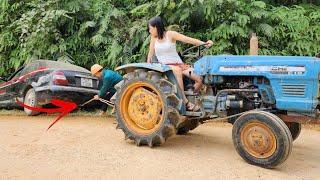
[24,88,41,116]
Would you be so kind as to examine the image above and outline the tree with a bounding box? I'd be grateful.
[0,0,319,76]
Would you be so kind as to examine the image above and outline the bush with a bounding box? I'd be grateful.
[0,0,319,76]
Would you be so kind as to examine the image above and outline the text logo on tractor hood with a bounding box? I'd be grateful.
[219,66,306,75]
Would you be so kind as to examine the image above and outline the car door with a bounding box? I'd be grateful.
[10,62,40,102]
[0,77,9,106]
[0,67,24,107]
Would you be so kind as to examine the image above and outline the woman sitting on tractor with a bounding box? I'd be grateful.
[147,16,213,111]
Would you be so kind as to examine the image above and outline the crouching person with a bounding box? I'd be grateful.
[90,64,123,115]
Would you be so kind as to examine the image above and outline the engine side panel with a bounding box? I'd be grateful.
[194,55,320,113]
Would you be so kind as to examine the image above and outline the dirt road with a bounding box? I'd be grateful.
[0,115,319,179]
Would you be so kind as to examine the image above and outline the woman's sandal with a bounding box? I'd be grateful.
[186,101,200,111]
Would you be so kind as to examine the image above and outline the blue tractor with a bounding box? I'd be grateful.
[113,45,320,168]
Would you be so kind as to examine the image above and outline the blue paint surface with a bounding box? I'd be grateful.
[116,63,172,73]
[194,55,320,112]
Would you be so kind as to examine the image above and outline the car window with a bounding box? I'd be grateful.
[40,60,89,73]
[0,77,6,83]
[13,71,22,79]
[21,61,39,75]
[7,66,24,81]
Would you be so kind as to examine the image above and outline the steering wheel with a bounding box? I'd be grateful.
[180,43,209,61]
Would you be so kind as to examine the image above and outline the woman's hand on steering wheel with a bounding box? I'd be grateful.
[204,40,213,48]
[181,40,213,60]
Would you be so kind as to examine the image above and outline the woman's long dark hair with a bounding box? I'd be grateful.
[148,16,166,39]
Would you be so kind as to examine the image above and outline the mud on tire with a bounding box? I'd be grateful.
[286,122,301,141]
[115,69,183,147]
[177,119,199,135]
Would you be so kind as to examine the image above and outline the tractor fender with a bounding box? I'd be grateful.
[115,63,172,74]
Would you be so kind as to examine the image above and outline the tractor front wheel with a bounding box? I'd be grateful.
[232,111,292,168]
[115,69,183,147]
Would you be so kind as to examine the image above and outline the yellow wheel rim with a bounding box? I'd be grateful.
[120,82,164,135]
[240,121,277,158]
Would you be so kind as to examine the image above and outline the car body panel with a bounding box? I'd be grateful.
[0,60,99,109]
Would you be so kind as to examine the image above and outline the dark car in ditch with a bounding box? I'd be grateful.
[0,60,99,115]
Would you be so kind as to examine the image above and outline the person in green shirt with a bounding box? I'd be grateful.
[90,64,123,115]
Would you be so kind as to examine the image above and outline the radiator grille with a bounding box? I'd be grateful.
[281,84,306,97]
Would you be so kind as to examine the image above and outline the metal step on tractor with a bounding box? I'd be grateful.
[112,45,320,168]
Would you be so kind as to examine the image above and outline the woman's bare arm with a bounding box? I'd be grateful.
[169,31,213,47]
[169,31,204,45]
[147,37,156,63]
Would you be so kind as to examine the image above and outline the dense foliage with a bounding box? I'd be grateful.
[262,0,320,5]
[0,0,319,76]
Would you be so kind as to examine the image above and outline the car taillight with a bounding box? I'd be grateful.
[53,71,68,86]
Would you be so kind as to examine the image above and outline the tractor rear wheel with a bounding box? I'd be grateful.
[232,111,292,168]
[115,69,183,147]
